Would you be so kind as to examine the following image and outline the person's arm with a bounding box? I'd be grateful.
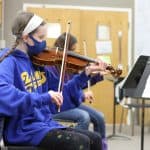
[62,66,105,108]
[0,79,50,116]
[0,58,51,116]
[47,64,105,112]
[81,73,104,89]
[80,59,107,89]
[61,72,88,109]
[46,68,90,113]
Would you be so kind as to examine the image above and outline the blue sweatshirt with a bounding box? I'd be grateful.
[0,49,90,146]
[47,66,103,114]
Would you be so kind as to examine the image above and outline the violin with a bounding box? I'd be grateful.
[31,48,122,78]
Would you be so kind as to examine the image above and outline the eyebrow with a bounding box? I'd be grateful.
[38,34,46,38]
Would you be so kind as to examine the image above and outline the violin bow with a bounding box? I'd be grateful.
[83,40,93,104]
[83,40,91,90]
[57,21,72,112]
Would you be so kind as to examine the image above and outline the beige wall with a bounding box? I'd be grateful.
[2,0,134,50]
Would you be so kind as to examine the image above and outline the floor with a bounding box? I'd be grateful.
[106,124,150,150]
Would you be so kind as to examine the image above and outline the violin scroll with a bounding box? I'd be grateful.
[106,65,123,78]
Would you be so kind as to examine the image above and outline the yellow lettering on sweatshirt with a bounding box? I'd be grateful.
[21,71,46,92]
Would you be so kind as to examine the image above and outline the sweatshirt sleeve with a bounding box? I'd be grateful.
[46,69,90,113]
[81,73,104,89]
[62,71,90,109]
[0,58,50,117]
[61,73,103,111]
[0,80,50,116]
[46,67,92,112]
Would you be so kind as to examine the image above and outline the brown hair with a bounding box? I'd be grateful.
[54,32,77,51]
[0,12,45,62]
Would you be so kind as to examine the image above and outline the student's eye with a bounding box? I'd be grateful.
[38,34,46,40]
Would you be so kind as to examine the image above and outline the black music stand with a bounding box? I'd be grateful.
[107,77,130,140]
[122,55,150,150]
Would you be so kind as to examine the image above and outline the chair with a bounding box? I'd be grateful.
[0,117,41,150]
[118,98,150,136]
[115,78,150,136]
[107,77,130,140]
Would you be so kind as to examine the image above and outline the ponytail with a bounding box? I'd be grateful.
[0,38,19,62]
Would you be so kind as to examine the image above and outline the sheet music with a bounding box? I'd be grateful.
[142,74,150,97]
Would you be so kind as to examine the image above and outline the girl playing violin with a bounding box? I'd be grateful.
[0,12,106,150]
[48,32,108,150]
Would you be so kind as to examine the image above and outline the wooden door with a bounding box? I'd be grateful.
[80,11,129,123]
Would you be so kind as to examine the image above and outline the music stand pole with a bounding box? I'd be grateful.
[141,99,145,150]
[107,78,130,140]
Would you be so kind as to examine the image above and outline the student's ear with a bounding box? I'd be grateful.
[22,35,29,42]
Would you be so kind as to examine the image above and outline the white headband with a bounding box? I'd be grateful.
[22,15,43,35]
